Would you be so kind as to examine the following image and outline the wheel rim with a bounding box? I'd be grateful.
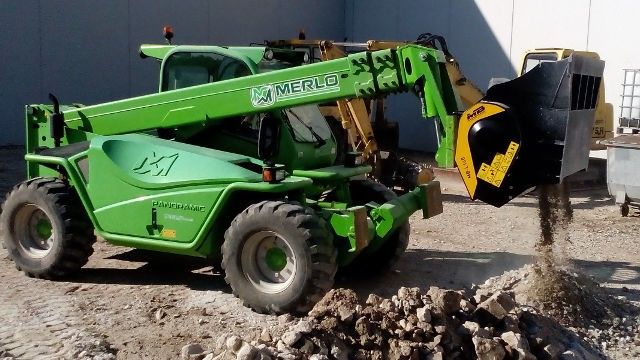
[13,204,54,258]
[241,230,297,294]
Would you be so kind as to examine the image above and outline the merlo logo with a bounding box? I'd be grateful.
[250,74,340,108]
[251,85,275,107]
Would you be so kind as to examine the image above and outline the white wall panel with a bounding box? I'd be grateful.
[2,1,638,147]
[129,0,210,96]
[449,0,515,86]
[40,1,130,105]
[510,0,590,67]
[588,0,640,110]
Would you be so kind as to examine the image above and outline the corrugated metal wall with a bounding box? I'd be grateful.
[0,0,344,145]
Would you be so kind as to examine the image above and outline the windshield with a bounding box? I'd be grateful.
[162,52,251,91]
[284,105,333,143]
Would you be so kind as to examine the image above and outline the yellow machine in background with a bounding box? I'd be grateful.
[518,48,614,149]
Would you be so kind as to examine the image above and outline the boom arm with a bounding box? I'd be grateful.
[54,45,459,157]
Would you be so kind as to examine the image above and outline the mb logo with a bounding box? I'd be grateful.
[251,85,275,107]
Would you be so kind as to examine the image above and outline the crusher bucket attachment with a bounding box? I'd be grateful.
[455,54,605,207]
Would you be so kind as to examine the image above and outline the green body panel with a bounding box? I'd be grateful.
[86,134,263,242]
[141,44,266,65]
[26,135,313,257]
[292,165,372,182]
[139,44,175,61]
[22,43,450,263]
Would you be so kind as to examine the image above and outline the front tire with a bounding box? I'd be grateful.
[0,178,96,279]
[222,201,337,314]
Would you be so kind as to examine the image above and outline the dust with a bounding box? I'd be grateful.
[530,183,574,312]
[536,182,573,262]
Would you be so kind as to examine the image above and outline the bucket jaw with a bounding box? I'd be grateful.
[455,55,605,207]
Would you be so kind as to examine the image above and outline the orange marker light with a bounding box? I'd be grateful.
[163,26,174,44]
[262,168,274,182]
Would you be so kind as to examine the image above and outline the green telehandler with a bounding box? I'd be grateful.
[0,35,603,313]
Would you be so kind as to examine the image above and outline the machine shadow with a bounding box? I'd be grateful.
[441,190,616,211]
[337,249,533,298]
[73,249,228,292]
[66,248,640,303]
[338,249,640,303]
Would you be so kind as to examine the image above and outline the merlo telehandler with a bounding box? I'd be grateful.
[0,35,603,313]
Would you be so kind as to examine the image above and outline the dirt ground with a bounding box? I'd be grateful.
[0,147,638,359]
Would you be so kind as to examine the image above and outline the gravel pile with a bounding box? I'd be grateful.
[477,264,638,329]
[187,282,622,360]
[477,264,640,359]
[176,185,640,360]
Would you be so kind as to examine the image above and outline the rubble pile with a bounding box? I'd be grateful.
[198,286,610,360]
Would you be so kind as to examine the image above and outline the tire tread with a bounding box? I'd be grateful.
[1,178,96,279]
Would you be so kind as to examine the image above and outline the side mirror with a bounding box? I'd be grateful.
[258,115,279,163]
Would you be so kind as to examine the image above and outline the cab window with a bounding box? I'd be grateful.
[162,52,251,91]
[219,115,261,142]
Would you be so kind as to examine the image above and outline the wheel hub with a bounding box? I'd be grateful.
[35,218,52,240]
[241,230,297,294]
[265,247,287,272]
[14,204,54,258]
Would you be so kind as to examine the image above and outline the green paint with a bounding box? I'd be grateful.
[35,218,52,239]
[265,247,287,272]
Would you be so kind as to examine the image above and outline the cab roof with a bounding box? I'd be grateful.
[139,44,267,65]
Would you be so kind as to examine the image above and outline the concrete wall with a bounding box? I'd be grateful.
[346,0,640,151]
[0,0,344,145]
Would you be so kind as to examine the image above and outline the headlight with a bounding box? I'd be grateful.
[264,49,274,61]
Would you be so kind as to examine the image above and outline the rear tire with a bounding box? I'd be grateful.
[342,179,410,277]
[222,200,337,314]
[0,178,96,279]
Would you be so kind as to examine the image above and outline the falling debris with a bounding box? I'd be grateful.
[529,183,575,319]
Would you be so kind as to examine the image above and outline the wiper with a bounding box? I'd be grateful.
[286,109,326,148]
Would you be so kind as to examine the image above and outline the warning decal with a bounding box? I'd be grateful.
[477,141,520,188]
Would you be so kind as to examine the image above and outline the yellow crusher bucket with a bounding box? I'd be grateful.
[456,55,605,207]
